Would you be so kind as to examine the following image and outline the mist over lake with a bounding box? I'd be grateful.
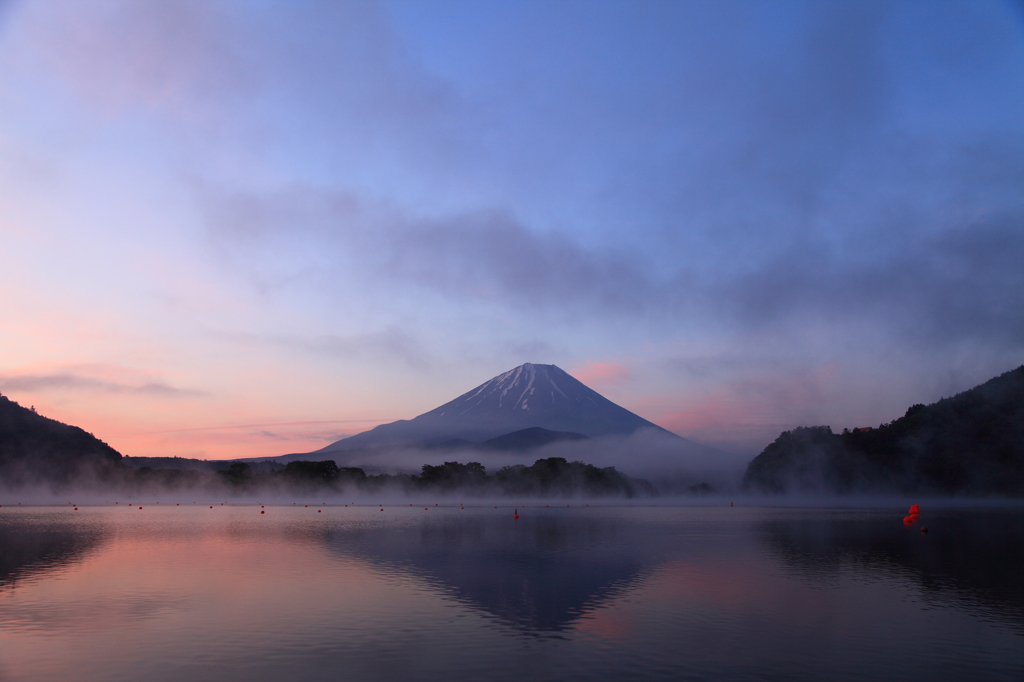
[1,503,1021,682]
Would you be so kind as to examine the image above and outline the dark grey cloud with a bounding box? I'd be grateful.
[0,373,204,397]
[201,186,660,317]
[375,209,656,314]
[723,211,1024,346]
[201,175,1024,353]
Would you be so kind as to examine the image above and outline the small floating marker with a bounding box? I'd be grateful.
[903,516,914,526]
[115,502,118,505]
[261,510,264,514]
[176,503,179,506]
[305,505,308,507]
[435,503,438,506]
[425,508,428,510]
[74,507,78,510]
[567,504,570,507]
[318,509,321,513]
[139,507,142,510]
[210,506,213,509]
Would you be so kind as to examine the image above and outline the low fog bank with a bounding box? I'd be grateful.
[6,424,1019,503]
[320,428,749,494]
[0,428,745,502]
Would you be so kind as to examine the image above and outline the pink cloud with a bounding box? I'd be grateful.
[570,361,629,387]
[647,363,844,454]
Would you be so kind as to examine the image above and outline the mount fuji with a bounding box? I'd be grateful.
[317,363,678,453]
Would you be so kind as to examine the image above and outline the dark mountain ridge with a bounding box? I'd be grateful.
[743,365,1024,495]
[0,395,123,486]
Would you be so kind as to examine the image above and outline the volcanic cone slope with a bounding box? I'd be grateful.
[319,363,677,452]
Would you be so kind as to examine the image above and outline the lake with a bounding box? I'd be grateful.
[0,501,1021,681]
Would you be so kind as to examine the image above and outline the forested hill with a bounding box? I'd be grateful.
[0,395,123,485]
[743,366,1024,495]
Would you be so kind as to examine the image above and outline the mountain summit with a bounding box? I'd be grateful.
[319,363,676,452]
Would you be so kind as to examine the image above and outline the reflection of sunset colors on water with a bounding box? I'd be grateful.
[0,505,1021,682]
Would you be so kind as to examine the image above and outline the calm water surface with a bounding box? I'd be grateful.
[0,503,1021,681]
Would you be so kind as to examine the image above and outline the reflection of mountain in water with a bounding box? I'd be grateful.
[324,512,665,632]
[759,509,1024,630]
[0,518,106,589]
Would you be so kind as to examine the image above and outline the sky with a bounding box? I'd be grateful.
[0,0,1022,462]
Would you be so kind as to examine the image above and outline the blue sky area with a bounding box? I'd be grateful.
[0,0,1021,460]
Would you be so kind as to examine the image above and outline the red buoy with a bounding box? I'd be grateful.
[318,509,321,513]
[903,516,914,526]
[261,510,264,514]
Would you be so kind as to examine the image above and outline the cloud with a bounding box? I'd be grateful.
[216,326,430,369]
[570,362,629,387]
[721,211,1024,346]
[200,177,1024,352]
[0,373,203,397]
